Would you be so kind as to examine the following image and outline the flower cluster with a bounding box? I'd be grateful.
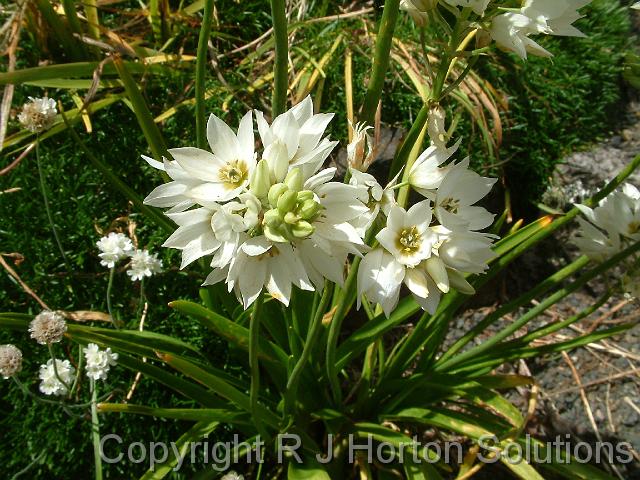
[490,0,589,59]
[96,232,162,281]
[145,97,497,316]
[400,0,591,60]
[84,343,118,381]
[357,141,497,317]
[18,96,57,133]
[573,183,640,261]
[0,344,23,379]
[38,358,75,396]
[145,96,368,308]
[29,310,67,345]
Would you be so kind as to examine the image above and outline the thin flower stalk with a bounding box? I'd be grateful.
[270,0,289,116]
[196,0,214,149]
[90,378,104,480]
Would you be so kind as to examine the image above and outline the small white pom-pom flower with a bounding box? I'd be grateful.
[83,343,118,381]
[127,249,163,281]
[97,232,134,268]
[18,96,57,133]
[38,358,75,396]
[29,310,67,345]
[0,344,23,379]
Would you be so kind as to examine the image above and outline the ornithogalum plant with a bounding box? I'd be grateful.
[2,0,639,478]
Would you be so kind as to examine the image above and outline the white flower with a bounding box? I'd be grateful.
[97,232,134,268]
[443,0,490,16]
[357,247,443,317]
[38,359,74,396]
[0,344,22,379]
[490,13,552,59]
[574,183,640,261]
[433,159,496,231]
[255,96,338,179]
[433,226,497,273]
[349,168,396,236]
[522,0,590,37]
[408,139,462,196]
[347,122,375,172]
[29,310,67,345]
[400,0,437,23]
[127,249,163,281]
[18,96,57,132]
[376,200,437,267]
[84,343,118,381]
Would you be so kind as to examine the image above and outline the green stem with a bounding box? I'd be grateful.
[70,343,83,397]
[249,294,267,437]
[359,0,401,125]
[90,378,104,480]
[270,0,289,117]
[285,282,332,413]
[106,267,118,328]
[196,0,214,149]
[326,255,362,404]
[388,104,429,179]
[47,343,72,393]
[36,137,70,271]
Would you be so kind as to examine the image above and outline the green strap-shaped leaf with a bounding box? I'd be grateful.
[138,420,219,480]
[169,300,288,387]
[287,456,332,480]
[97,403,251,425]
[160,353,280,429]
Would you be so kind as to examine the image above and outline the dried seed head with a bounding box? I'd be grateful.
[18,97,57,133]
[29,310,67,345]
[0,344,23,379]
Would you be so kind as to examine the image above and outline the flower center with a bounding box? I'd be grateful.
[219,160,248,189]
[440,197,459,214]
[628,221,640,235]
[397,226,422,254]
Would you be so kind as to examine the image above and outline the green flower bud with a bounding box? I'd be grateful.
[284,211,300,225]
[284,168,303,192]
[291,220,314,239]
[264,224,288,243]
[250,159,271,199]
[263,208,283,228]
[268,183,288,207]
[296,190,314,202]
[277,190,297,214]
[299,199,322,220]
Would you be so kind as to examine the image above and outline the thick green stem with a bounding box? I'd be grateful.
[90,379,104,480]
[388,105,429,179]
[326,256,362,403]
[249,294,267,437]
[196,0,214,149]
[285,282,332,413]
[270,0,289,117]
[36,138,70,271]
[360,0,401,124]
